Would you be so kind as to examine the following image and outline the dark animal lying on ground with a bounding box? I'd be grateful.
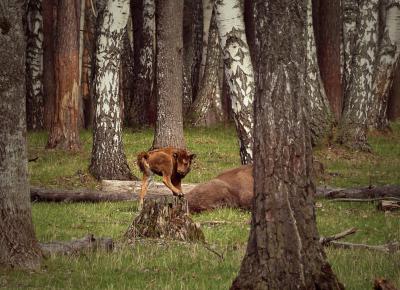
[137,147,196,208]
[186,165,254,213]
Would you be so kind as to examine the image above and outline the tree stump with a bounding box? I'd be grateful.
[124,196,204,243]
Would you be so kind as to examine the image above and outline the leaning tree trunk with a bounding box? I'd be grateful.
[231,1,343,289]
[0,1,42,269]
[370,1,400,130]
[42,0,56,130]
[306,0,334,145]
[338,0,379,151]
[215,0,255,165]
[47,0,81,150]
[26,0,44,130]
[152,0,186,149]
[89,0,132,180]
[130,0,156,125]
[189,8,224,126]
[313,0,343,122]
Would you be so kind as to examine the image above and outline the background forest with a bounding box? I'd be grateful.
[1,0,400,289]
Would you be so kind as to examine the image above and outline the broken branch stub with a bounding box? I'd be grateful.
[125,196,205,243]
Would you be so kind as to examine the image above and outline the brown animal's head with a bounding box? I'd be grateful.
[173,150,196,177]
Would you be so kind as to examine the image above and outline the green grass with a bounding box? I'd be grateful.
[1,122,400,289]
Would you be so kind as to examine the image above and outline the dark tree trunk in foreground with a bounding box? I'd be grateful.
[231,1,343,289]
[89,0,132,180]
[0,1,42,269]
[42,0,56,130]
[152,0,186,149]
[47,0,81,150]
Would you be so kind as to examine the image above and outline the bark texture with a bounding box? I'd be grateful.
[231,1,343,289]
[131,0,156,125]
[215,0,255,164]
[190,8,224,126]
[26,0,44,130]
[152,0,186,149]
[89,0,132,180]
[47,0,81,150]
[0,1,42,269]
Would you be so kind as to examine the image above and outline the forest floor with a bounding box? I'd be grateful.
[1,122,399,289]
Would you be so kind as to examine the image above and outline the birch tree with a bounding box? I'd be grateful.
[231,1,343,288]
[0,1,42,269]
[90,0,132,180]
[47,0,81,150]
[215,0,254,164]
[152,0,186,149]
[26,0,44,130]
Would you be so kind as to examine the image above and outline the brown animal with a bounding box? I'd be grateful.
[186,165,254,213]
[137,147,196,208]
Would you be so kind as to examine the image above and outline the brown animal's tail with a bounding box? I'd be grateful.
[137,152,152,175]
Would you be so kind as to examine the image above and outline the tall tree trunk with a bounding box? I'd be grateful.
[42,0,56,130]
[131,0,156,125]
[338,0,379,151]
[120,28,134,127]
[26,0,44,130]
[370,1,400,129]
[313,0,343,122]
[199,0,214,80]
[190,8,224,126]
[89,0,132,180]
[152,0,186,149]
[306,0,334,145]
[215,0,255,165]
[47,0,81,150]
[182,0,203,115]
[388,61,400,120]
[231,1,343,289]
[0,1,42,270]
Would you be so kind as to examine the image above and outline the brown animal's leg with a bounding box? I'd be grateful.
[172,178,183,195]
[139,174,150,209]
[162,175,183,196]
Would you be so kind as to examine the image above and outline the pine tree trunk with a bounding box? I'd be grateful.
[313,0,343,122]
[131,0,156,125]
[152,0,186,149]
[231,1,343,289]
[47,0,81,150]
[190,8,224,126]
[338,0,379,151]
[42,0,56,130]
[0,1,42,269]
[215,0,255,164]
[306,0,334,145]
[89,0,132,180]
[26,0,44,130]
[370,1,400,130]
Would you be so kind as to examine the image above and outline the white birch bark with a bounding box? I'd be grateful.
[26,0,44,130]
[90,0,132,180]
[306,0,333,144]
[339,0,379,151]
[215,0,254,164]
[370,1,400,129]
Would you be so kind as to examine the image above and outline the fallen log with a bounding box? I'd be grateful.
[315,185,400,199]
[40,234,113,256]
[377,200,400,211]
[326,241,400,253]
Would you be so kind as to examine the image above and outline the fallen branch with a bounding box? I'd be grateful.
[319,227,357,245]
[315,185,400,199]
[377,200,400,211]
[40,234,113,256]
[326,241,400,253]
[329,197,400,203]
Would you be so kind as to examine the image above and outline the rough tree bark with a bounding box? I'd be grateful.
[42,0,56,130]
[370,1,400,129]
[338,0,379,151]
[306,0,334,145]
[199,0,214,80]
[190,8,224,126]
[47,0,81,150]
[89,0,132,180]
[388,63,400,120]
[120,28,134,127]
[152,0,186,149]
[231,1,343,289]
[0,1,42,269]
[131,0,156,125]
[215,0,255,165]
[313,0,343,122]
[26,0,44,130]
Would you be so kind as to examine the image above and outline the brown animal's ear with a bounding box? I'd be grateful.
[173,152,178,159]
[189,154,196,160]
